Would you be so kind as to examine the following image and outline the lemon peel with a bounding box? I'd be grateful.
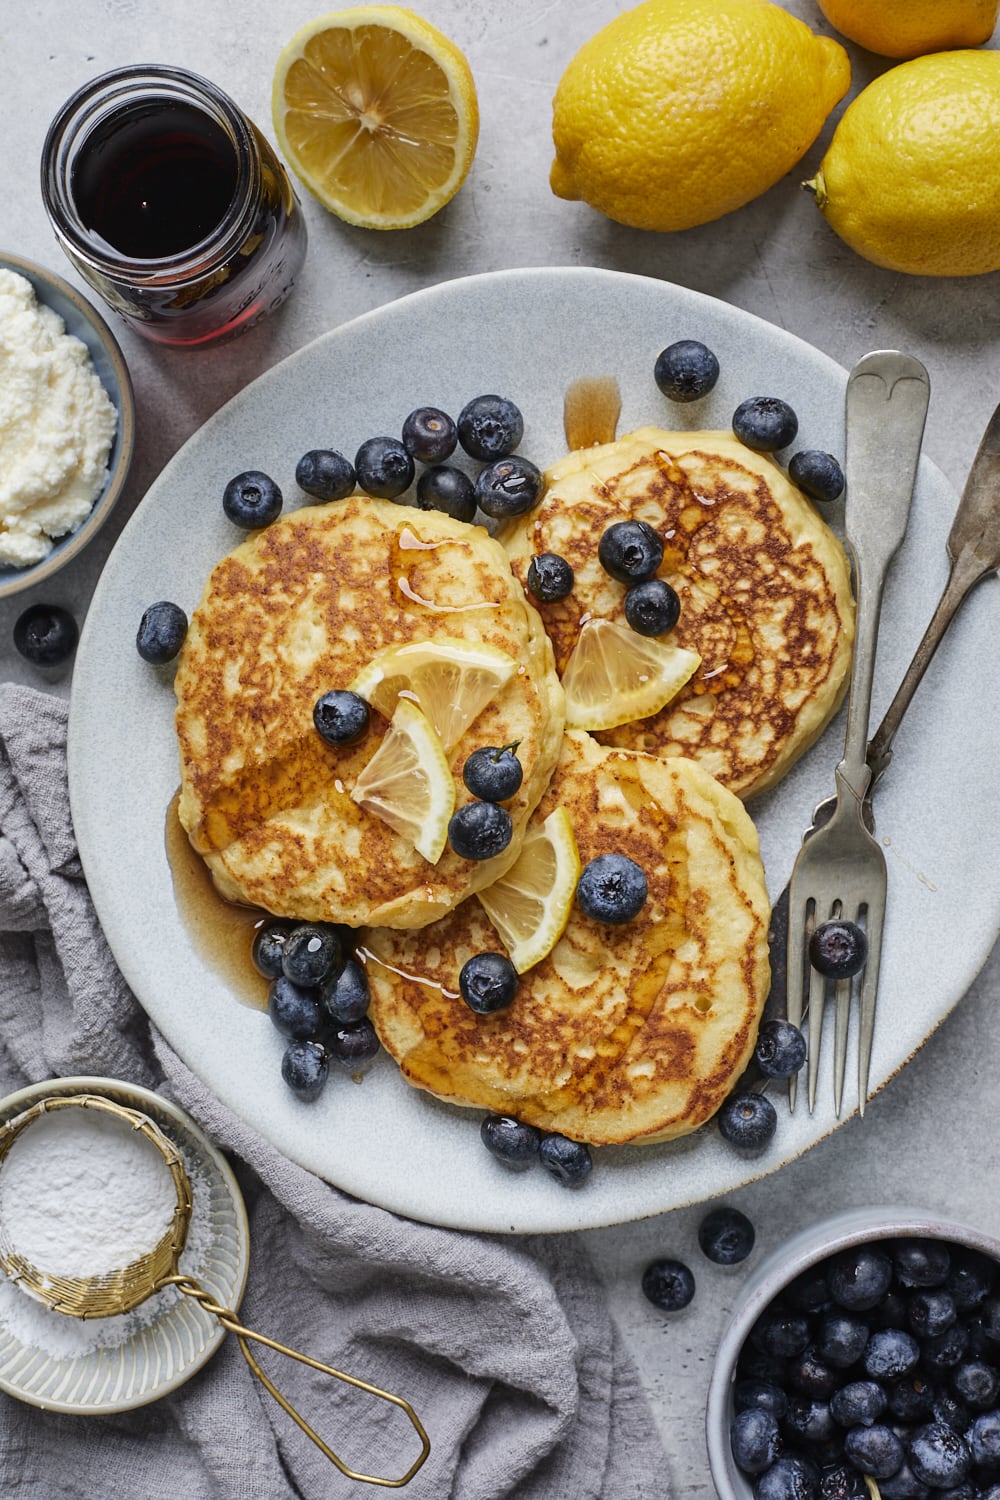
[561,617,701,733]
[816,0,998,60]
[477,807,581,973]
[348,638,517,757]
[350,697,455,863]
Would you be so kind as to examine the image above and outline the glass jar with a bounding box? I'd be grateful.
[41,65,308,348]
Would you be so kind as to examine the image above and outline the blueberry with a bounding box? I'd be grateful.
[947,1249,997,1313]
[448,801,514,861]
[14,603,79,666]
[831,1381,887,1428]
[222,469,282,528]
[415,464,477,522]
[354,436,415,499]
[809,920,869,979]
[886,1376,935,1424]
[576,853,648,924]
[738,1348,790,1387]
[457,394,523,460]
[326,1017,380,1069]
[877,1462,932,1499]
[929,1385,971,1433]
[922,1322,971,1375]
[718,1091,778,1150]
[870,1289,910,1331]
[735,1381,789,1420]
[641,1257,695,1312]
[462,744,524,802]
[966,1409,1000,1469]
[252,919,296,979]
[952,1358,1000,1410]
[624,578,681,636]
[268,974,323,1039]
[539,1133,593,1187]
[459,951,518,1014]
[732,396,799,453]
[474,456,543,519]
[829,1247,894,1311]
[136,600,186,664]
[526,552,574,602]
[282,924,341,987]
[730,1407,782,1475]
[907,1422,972,1488]
[597,519,664,583]
[319,956,370,1024]
[862,1328,921,1381]
[817,1311,869,1369]
[294,448,356,502]
[313,689,370,745]
[788,451,845,504]
[750,1307,812,1360]
[787,1345,841,1400]
[844,1422,905,1479]
[698,1206,755,1265]
[280,1039,328,1101]
[786,1268,833,1315]
[786,1394,838,1448]
[895,1240,953,1289]
[819,1461,868,1499]
[653,339,720,403]
[754,1454,821,1499]
[402,406,458,464]
[909,1288,958,1339]
[480,1114,542,1171]
[979,1297,1000,1344]
[754,1019,808,1080]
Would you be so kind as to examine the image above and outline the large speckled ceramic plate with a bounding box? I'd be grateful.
[69,268,999,1234]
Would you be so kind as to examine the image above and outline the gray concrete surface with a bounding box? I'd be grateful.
[2,1,999,1492]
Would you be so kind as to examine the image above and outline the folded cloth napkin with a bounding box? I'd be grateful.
[0,683,666,1500]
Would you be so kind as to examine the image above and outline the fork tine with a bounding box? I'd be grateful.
[857,897,886,1117]
[832,974,852,1118]
[784,888,810,1111]
[806,959,827,1114]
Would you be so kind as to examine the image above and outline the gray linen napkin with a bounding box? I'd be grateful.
[0,683,666,1500]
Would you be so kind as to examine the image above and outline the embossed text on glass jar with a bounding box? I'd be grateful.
[41,65,307,348]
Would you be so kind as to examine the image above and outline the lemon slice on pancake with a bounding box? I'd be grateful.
[272,6,479,230]
[477,807,581,972]
[350,697,455,862]
[349,639,517,756]
[561,618,701,732]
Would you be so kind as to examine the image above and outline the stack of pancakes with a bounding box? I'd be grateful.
[174,429,855,1146]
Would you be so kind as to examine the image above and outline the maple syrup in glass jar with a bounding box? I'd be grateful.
[41,66,307,347]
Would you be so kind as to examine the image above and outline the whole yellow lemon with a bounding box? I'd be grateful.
[806,50,1000,277]
[549,0,850,233]
[816,0,998,60]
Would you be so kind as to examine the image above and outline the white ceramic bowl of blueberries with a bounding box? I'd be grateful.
[706,1206,1000,1499]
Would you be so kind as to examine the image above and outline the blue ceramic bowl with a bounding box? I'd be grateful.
[0,250,135,600]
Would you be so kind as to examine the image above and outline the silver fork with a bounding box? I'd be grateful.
[786,351,930,1116]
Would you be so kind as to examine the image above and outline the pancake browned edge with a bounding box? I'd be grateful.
[498,427,856,800]
[362,731,770,1147]
[173,497,564,930]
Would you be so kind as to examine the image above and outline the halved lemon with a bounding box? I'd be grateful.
[350,697,455,862]
[561,618,701,732]
[272,6,480,229]
[477,807,581,973]
[348,638,517,756]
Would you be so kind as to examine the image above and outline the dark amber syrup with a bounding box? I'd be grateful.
[563,376,622,451]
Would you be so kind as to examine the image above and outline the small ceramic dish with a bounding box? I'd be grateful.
[0,1075,249,1415]
[0,250,135,601]
[706,1204,1000,1498]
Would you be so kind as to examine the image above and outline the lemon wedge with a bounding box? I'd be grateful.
[272,5,479,229]
[350,697,455,863]
[477,807,581,973]
[348,638,517,756]
[561,618,701,732]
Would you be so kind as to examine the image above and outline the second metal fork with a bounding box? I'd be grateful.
[786,351,930,1116]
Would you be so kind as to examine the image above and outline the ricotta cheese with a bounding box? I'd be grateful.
[0,269,118,568]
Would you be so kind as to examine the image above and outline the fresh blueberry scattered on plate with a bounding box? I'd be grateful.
[268,974,323,1040]
[222,469,283,528]
[538,1133,592,1187]
[459,952,518,1014]
[280,1039,329,1102]
[753,1018,807,1079]
[624,578,680,636]
[642,1257,695,1312]
[354,436,415,499]
[480,1115,541,1172]
[526,551,574,602]
[653,339,720,403]
[415,464,476,522]
[717,1091,778,1150]
[789,449,845,504]
[282,924,342,987]
[326,1017,380,1070]
[598,519,664,584]
[474,455,543,519]
[698,1205,756,1265]
[252,919,296,979]
[462,744,523,802]
[135,600,187,664]
[14,603,79,666]
[295,448,356,502]
[448,800,514,861]
[457,394,523,460]
[809,919,869,980]
[732,396,799,453]
[402,405,458,465]
[313,689,370,745]
[576,853,648,925]
[319,956,370,1025]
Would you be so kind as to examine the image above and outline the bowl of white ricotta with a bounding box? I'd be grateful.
[0,250,135,599]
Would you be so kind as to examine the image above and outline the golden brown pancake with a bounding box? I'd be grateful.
[363,731,770,1146]
[498,428,855,799]
[174,497,564,929]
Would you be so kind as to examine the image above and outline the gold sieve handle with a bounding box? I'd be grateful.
[163,1274,430,1488]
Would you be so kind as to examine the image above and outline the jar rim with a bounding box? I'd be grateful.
[40,64,260,286]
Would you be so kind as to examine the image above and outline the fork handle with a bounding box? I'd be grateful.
[838,352,930,800]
